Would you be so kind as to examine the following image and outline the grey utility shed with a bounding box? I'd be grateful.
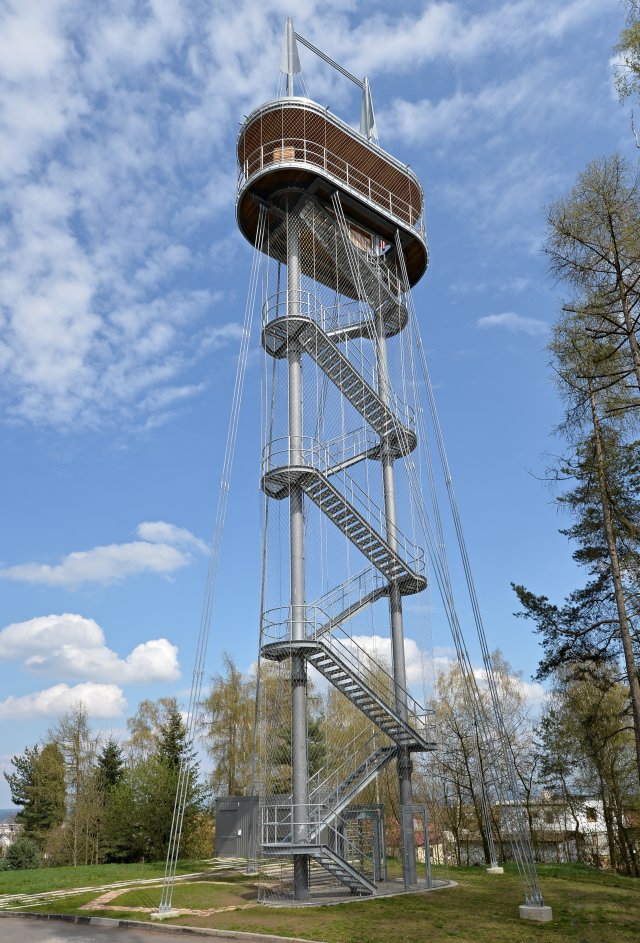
[215,795,258,859]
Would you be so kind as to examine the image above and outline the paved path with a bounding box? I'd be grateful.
[0,916,239,943]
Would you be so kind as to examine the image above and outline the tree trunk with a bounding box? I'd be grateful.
[589,382,640,789]
[598,774,618,872]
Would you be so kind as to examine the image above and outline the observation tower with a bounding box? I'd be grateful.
[237,20,436,900]
[157,16,550,924]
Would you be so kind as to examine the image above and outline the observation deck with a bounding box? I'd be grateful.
[236,98,428,288]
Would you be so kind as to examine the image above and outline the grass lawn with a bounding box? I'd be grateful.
[3,862,639,943]
[181,864,640,943]
[110,878,256,912]
[0,859,209,896]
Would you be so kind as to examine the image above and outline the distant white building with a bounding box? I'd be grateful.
[432,796,620,867]
[500,795,613,865]
[0,819,21,853]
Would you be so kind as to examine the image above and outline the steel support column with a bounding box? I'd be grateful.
[287,212,310,900]
[375,299,417,888]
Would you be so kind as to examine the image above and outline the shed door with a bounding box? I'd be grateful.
[216,800,240,857]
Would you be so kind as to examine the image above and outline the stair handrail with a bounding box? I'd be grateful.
[261,801,376,884]
[280,730,392,823]
[262,429,378,480]
[263,289,370,335]
[262,437,425,579]
[262,289,414,434]
[322,817,376,884]
[308,566,387,630]
[309,606,433,734]
[309,728,386,805]
[261,607,435,746]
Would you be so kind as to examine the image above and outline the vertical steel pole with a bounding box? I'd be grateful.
[375,302,417,888]
[287,208,309,900]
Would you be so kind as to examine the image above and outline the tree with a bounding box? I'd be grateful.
[270,714,326,795]
[126,697,183,761]
[157,700,191,770]
[539,668,639,874]
[104,699,205,863]
[49,703,100,866]
[86,737,127,864]
[201,653,256,797]
[97,737,125,790]
[104,754,204,863]
[5,835,41,870]
[615,1,640,104]
[546,154,640,402]
[519,306,640,780]
[426,653,536,865]
[514,428,640,679]
[4,743,65,847]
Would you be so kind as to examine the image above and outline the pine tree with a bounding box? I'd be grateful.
[515,299,640,788]
[4,743,65,847]
[97,737,125,789]
[546,155,640,403]
[5,835,41,870]
[157,700,190,770]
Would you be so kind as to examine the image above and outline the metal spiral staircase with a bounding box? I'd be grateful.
[259,191,435,896]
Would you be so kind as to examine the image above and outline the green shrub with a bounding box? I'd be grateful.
[6,835,41,870]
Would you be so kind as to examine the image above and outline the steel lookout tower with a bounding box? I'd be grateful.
[237,19,435,900]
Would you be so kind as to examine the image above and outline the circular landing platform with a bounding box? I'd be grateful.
[259,877,455,907]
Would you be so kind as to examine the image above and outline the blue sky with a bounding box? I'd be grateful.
[0,0,634,806]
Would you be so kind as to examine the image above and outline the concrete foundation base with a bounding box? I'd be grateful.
[150,910,180,920]
[519,904,553,923]
[486,866,504,874]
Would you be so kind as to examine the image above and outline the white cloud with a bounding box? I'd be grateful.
[517,678,548,708]
[379,60,584,149]
[477,311,549,336]
[346,634,427,688]
[136,520,208,554]
[0,520,206,588]
[0,613,180,683]
[0,0,617,428]
[0,682,126,719]
[0,542,187,588]
[0,0,250,430]
[332,0,615,78]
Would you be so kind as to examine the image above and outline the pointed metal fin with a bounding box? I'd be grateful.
[360,76,378,142]
[280,17,301,96]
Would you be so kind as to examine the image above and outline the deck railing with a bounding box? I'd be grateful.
[238,135,426,237]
